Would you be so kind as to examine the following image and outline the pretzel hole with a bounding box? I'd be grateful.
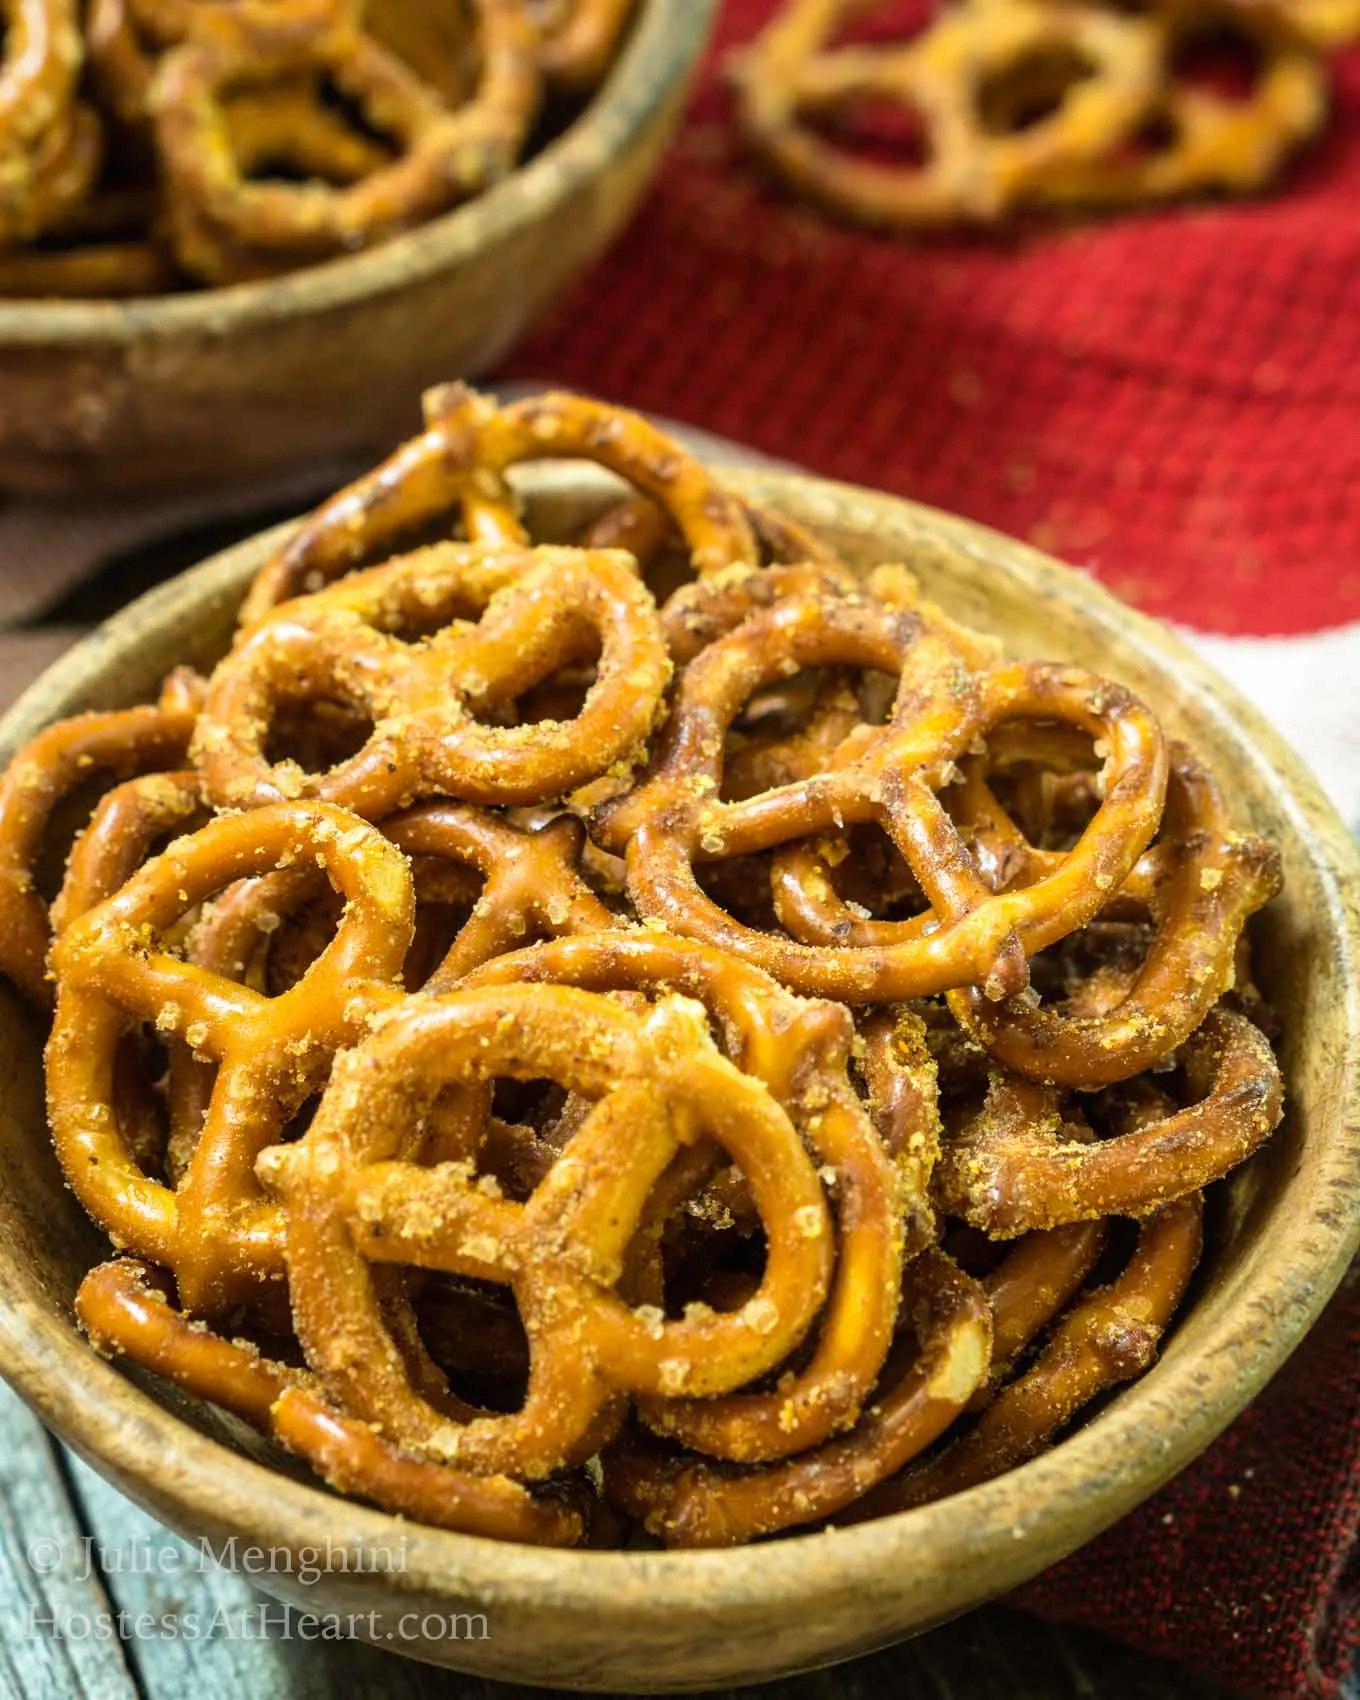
[828,825,928,922]
[696,854,780,931]
[414,1274,531,1408]
[262,694,377,776]
[808,97,932,171]
[976,47,1099,137]
[829,0,934,50]
[1169,23,1264,102]
[507,638,603,727]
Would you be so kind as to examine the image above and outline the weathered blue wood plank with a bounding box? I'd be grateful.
[0,1383,137,1700]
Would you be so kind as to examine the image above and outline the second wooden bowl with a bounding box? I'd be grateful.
[0,0,715,496]
[0,465,1356,1689]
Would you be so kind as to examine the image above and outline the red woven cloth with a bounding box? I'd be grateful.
[504,6,1360,1694]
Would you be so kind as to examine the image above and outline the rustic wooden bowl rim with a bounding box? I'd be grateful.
[1,466,1357,1655]
[0,0,682,344]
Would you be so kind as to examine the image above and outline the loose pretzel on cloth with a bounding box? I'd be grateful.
[730,0,1163,227]
[77,1257,590,1544]
[240,386,760,626]
[258,979,835,1478]
[1017,0,1327,206]
[0,669,203,1006]
[195,541,670,817]
[47,800,414,1314]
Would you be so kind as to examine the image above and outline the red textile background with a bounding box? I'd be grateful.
[505,6,1360,1694]
[509,2,1360,639]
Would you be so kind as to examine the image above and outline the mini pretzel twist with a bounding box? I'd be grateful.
[1013,0,1327,206]
[730,0,1162,228]
[239,386,760,626]
[464,929,915,1461]
[258,979,836,1479]
[934,1007,1282,1234]
[0,669,202,1006]
[151,0,541,283]
[77,1257,590,1544]
[47,799,415,1314]
[599,578,1168,1003]
[945,740,1282,1086]
[862,1193,1204,1515]
[528,0,635,92]
[603,1248,993,1546]
[195,540,671,818]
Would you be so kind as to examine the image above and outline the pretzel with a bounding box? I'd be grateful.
[195,541,670,818]
[935,1007,1282,1234]
[77,1257,589,1544]
[464,929,912,1460]
[0,238,172,295]
[864,1194,1203,1515]
[730,0,1162,228]
[257,978,835,1478]
[599,581,1168,1003]
[240,386,760,627]
[1013,0,1326,206]
[528,0,635,92]
[152,0,540,282]
[187,803,614,1006]
[603,1249,993,1546]
[0,669,202,1006]
[1284,0,1360,48]
[0,100,103,246]
[0,0,83,153]
[945,742,1282,1087]
[46,800,414,1313]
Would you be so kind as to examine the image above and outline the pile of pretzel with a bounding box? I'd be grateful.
[0,0,633,296]
[731,0,1358,228]
[0,385,1285,1548]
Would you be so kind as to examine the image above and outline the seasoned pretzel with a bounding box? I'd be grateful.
[600,582,1168,1002]
[239,386,759,626]
[78,1257,588,1544]
[730,0,1161,228]
[0,669,202,1006]
[46,800,414,1313]
[0,100,103,246]
[946,742,1282,1086]
[258,981,835,1478]
[864,1194,1203,1514]
[465,929,911,1460]
[152,0,540,282]
[0,0,83,152]
[935,1007,1281,1234]
[528,0,635,91]
[196,541,670,817]
[603,1249,992,1546]
[1019,0,1326,206]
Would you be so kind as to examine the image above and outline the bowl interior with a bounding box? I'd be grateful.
[0,465,1356,1691]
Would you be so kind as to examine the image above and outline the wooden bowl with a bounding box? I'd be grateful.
[0,467,1357,1691]
[0,0,714,497]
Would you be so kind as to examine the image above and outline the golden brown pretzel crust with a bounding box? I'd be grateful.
[731,0,1331,228]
